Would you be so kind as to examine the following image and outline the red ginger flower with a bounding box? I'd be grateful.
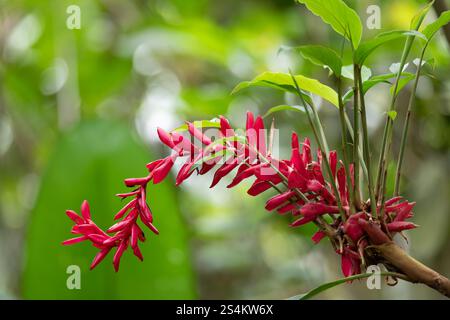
[63,179,157,271]
[64,112,418,276]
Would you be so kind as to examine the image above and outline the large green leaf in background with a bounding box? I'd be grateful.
[22,120,196,299]
[296,0,362,49]
[295,45,342,77]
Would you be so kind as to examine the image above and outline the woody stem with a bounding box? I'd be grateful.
[374,242,450,298]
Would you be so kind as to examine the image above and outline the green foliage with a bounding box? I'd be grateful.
[263,105,306,118]
[342,72,415,102]
[22,120,196,299]
[172,120,221,132]
[232,72,339,107]
[294,45,342,77]
[290,272,404,300]
[390,73,416,95]
[341,65,372,82]
[2,0,448,300]
[296,0,362,49]
[422,10,450,41]
[354,30,427,65]
[411,0,435,30]
[387,111,398,121]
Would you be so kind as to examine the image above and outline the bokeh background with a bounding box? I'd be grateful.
[0,0,449,299]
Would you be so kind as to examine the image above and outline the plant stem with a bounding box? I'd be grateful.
[289,73,346,221]
[310,98,330,156]
[375,34,418,203]
[394,45,427,196]
[344,113,368,180]
[375,242,450,298]
[337,79,354,213]
[251,164,338,246]
[307,104,345,218]
[355,64,377,218]
[352,65,361,208]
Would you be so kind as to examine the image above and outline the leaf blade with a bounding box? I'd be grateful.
[172,120,221,132]
[290,272,405,300]
[293,45,343,77]
[354,30,427,65]
[263,105,306,118]
[422,10,450,40]
[296,0,362,48]
[232,72,339,108]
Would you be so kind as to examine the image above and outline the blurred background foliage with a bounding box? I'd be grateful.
[0,0,449,299]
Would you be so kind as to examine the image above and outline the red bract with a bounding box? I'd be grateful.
[63,182,157,271]
[64,112,418,276]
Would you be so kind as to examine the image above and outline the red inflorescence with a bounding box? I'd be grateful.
[63,112,417,275]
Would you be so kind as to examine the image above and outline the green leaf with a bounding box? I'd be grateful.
[289,272,405,300]
[172,120,221,132]
[342,72,415,102]
[296,0,362,49]
[263,105,306,118]
[422,10,450,41]
[232,72,339,107]
[341,65,372,82]
[411,0,435,30]
[390,73,416,95]
[387,111,398,121]
[354,30,427,65]
[293,45,343,77]
[389,62,410,74]
[22,120,196,299]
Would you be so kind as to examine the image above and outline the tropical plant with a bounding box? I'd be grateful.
[63,0,450,298]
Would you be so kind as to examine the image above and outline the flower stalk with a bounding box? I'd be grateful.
[352,65,362,209]
[337,79,354,214]
[375,32,421,203]
[289,72,346,221]
[354,64,377,218]
[394,45,427,196]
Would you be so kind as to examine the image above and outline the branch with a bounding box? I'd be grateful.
[375,242,450,298]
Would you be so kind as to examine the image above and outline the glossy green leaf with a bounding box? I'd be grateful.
[422,10,450,41]
[411,0,435,30]
[22,120,196,299]
[342,72,414,102]
[289,272,405,300]
[232,72,339,107]
[294,45,342,77]
[263,105,306,118]
[296,0,362,49]
[354,30,427,65]
[341,65,372,82]
[172,120,221,132]
[390,73,416,95]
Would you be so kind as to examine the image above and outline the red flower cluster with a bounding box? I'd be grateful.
[63,180,157,271]
[64,112,417,276]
